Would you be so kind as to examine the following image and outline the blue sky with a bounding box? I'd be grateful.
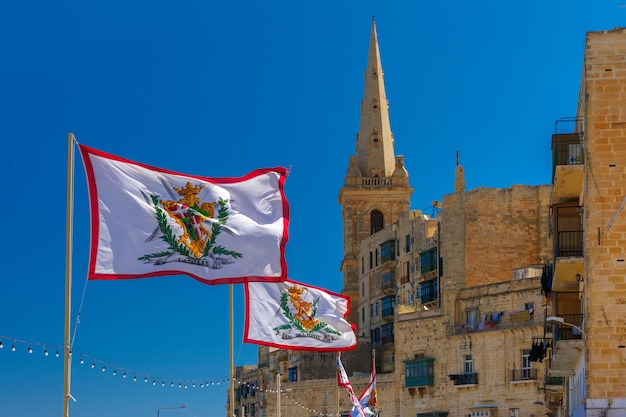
[1,1,623,416]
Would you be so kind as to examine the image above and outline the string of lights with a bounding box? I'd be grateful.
[1,335,345,416]
[0,335,229,388]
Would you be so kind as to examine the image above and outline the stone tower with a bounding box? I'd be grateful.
[338,19,413,324]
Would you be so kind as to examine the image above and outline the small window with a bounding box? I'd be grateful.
[380,240,396,263]
[522,349,531,379]
[288,367,297,382]
[466,309,478,325]
[371,210,384,234]
[420,278,438,303]
[405,234,411,252]
[464,355,473,374]
[420,248,438,274]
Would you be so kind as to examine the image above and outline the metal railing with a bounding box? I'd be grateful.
[449,373,478,385]
[511,368,538,381]
[556,230,583,257]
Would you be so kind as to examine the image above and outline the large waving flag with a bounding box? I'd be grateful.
[243,279,357,351]
[351,351,378,417]
[79,145,289,285]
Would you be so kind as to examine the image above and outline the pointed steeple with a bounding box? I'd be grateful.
[339,21,412,332]
[354,18,396,178]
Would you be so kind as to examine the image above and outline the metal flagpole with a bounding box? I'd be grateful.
[229,284,234,417]
[63,133,75,417]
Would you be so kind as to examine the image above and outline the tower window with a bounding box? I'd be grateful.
[371,210,383,234]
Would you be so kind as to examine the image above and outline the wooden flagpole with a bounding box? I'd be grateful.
[229,284,234,417]
[63,133,75,417]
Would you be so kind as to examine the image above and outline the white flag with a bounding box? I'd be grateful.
[337,354,366,417]
[79,144,289,285]
[243,279,357,351]
[351,351,378,416]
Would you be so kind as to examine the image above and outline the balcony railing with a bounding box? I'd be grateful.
[552,313,584,340]
[448,311,535,335]
[510,368,538,381]
[545,375,565,386]
[449,373,478,386]
[556,230,583,257]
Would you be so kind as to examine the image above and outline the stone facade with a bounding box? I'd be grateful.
[228,25,626,417]
[545,28,626,417]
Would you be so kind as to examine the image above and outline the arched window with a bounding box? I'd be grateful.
[371,210,383,234]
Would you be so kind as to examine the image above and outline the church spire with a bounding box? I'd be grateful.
[354,18,396,178]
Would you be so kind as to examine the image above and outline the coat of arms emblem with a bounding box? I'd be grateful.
[272,285,342,340]
[139,179,242,268]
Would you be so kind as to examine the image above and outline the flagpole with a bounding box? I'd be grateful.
[336,353,340,417]
[276,370,281,417]
[229,284,234,417]
[63,133,75,417]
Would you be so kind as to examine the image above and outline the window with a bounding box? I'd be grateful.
[361,306,365,322]
[381,296,394,319]
[361,257,364,274]
[420,248,438,274]
[371,210,384,234]
[464,355,473,374]
[524,302,534,311]
[375,248,379,266]
[380,240,396,263]
[370,303,374,318]
[466,309,478,325]
[405,234,411,252]
[369,252,373,269]
[381,270,394,291]
[375,301,379,316]
[405,357,434,387]
[420,278,438,303]
[288,366,297,382]
[370,327,380,343]
[509,409,519,417]
[402,261,410,284]
[381,322,394,344]
[522,349,531,379]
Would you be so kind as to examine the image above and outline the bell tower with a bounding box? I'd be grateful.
[339,19,413,323]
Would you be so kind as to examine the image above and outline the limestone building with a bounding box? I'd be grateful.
[227,24,626,417]
[545,27,626,417]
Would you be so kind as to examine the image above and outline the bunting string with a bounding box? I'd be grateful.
[1,335,344,416]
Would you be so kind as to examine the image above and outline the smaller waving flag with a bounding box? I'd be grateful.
[337,353,366,417]
[351,350,378,416]
[243,279,357,351]
[79,145,289,285]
